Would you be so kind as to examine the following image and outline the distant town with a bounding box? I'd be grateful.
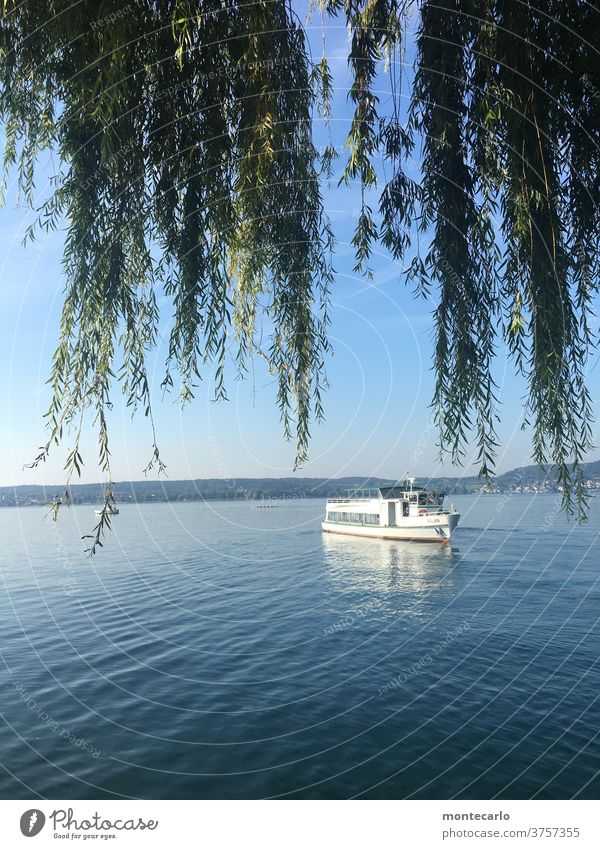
[1,461,599,508]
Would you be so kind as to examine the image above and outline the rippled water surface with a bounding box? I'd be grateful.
[1,494,599,799]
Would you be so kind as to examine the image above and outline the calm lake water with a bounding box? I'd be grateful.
[1,494,599,799]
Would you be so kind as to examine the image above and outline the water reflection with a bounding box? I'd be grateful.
[322,532,461,604]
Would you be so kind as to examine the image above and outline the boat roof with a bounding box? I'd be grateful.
[378,485,424,498]
[343,482,433,499]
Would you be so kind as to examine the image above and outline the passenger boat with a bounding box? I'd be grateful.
[322,478,460,542]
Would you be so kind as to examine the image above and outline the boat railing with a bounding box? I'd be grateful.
[326,497,375,504]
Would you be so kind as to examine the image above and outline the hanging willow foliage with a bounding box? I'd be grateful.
[0,0,333,549]
[0,0,598,547]
[331,0,599,515]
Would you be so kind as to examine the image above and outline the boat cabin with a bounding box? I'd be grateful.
[324,480,447,528]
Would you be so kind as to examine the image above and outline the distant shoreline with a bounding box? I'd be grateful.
[0,491,575,511]
[2,464,599,510]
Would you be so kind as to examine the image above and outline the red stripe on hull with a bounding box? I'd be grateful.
[322,527,449,543]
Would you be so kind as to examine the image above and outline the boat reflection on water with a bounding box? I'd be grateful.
[321,532,461,605]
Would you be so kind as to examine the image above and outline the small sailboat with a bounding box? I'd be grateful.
[95,505,119,515]
[95,485,119,515]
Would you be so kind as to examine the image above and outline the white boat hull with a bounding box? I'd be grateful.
[322,512,460,543]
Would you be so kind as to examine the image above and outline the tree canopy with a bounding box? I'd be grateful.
[0,0,598,545]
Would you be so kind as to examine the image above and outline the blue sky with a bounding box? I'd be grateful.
[1,10,599,487]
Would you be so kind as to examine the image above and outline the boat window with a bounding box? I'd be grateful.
[327,511,379,525]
